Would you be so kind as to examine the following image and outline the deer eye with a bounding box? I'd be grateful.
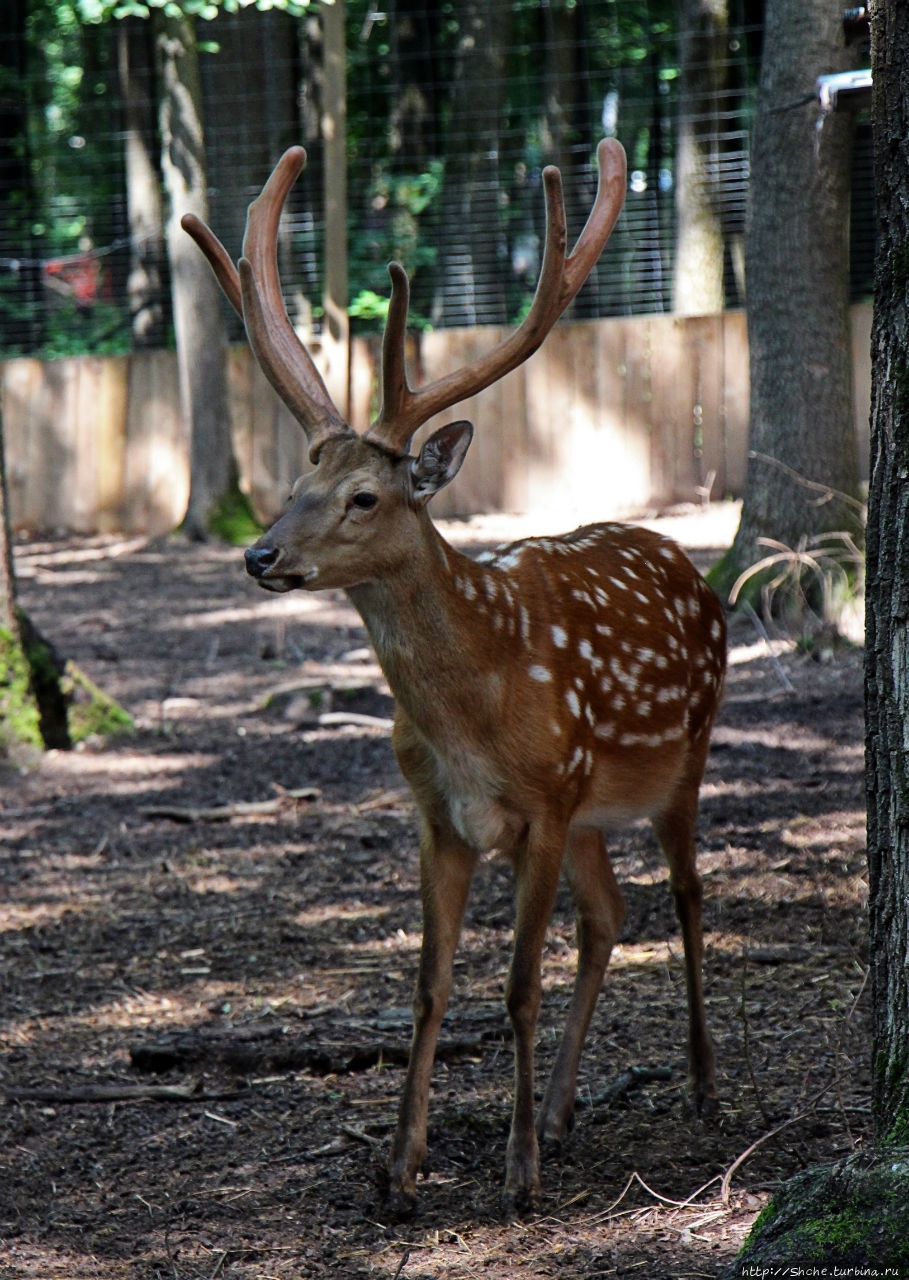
[350,491,378,511]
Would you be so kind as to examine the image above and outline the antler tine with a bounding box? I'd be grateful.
[365,137,627,456]
[560,138,627,304]
[240,146,352,460]
[376,262,412,434]
[181,215,244,316]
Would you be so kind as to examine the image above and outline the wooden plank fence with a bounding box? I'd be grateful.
[0,305,872,535]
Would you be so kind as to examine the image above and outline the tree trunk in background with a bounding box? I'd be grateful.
[673,0,728,316]
[387,0,442,323]
[718,0,861,590]
[865,0,909,1152]
[0,419,48,755]
[156,11,237,541]
[541,0,597,319]
[727,0,909,1268]
[118,17,166,349]
[432,0,512,328]
[0,0,43,352]
[201,7,301,342]
[320,0,349,419]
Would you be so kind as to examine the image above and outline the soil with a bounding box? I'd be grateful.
[1,505,870,1280]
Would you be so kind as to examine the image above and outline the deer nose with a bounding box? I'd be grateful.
[245,545,281,579]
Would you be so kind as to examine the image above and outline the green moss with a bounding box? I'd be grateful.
[205,487,264,546]
[19,609,71,749]
[731,1151,909,1275]
[739,1198,779,1252]
[63,661,134,743]
[0,623,43,753]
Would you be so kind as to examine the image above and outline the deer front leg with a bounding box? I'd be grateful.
[387,822,475,1213]
[537,827,625,1145]
[503,824,565,1214]
[653,774,717,1114]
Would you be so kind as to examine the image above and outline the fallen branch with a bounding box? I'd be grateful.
[130,1026,489,1077]
[318,711,395,731]
[3,1081,241,1105]
[141,787,320,824]
[588,1064,674,1106]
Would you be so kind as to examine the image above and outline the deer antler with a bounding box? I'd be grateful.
[182,147,353,462]
[365,137,627,456]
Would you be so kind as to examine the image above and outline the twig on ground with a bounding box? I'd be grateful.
[140,787,319,824]
[741,601,795,693]
[2,1082,242,1105]
[588,1064,673,1106]
[319,711,395,730]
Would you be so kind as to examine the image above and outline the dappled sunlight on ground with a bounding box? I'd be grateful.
[1,507,868,1278]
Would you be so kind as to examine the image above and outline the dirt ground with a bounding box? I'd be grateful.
[1,504,869,1280]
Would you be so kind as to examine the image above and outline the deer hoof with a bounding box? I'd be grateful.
[384,1184,418,1221]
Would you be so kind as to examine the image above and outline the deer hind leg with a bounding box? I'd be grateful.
[652,766,717,1114]
[537,827,625,1146]
[503,821,566,1212]
[387,821,476,1211]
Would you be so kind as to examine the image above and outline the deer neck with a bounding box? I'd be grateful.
[346,516,500,724]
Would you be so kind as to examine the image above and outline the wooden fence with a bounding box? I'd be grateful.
[1,305,872,534]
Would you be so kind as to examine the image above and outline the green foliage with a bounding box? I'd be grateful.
[204,486,264,545]
[347,161,442,333]
[38,301,132,359]
[76,0,317,22]
[63,660,134,742]
[0,624,44,755]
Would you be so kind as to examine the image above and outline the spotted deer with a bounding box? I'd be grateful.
[183,139,727,1214]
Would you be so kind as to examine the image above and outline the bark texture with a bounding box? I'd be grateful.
[865,0,909,1148]
[727,1151,909,1274]
[431,0,512,328]
[722,0,861,587]
[730,0,909,1268]
[156,12,237,542]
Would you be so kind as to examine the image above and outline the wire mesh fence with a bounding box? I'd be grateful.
[0,1,874,361]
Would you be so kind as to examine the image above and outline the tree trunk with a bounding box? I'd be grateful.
[726,0,909,1269]
[200,7,301,345]
[865,0,909,1150]
[431,0,512,328]
[0,0,43,352]
[118,17,167,349]
[540,0,597,320]
[0,418,56,755]
[155,10,237,542]
[673,0,728,316]
[716,0,862,594]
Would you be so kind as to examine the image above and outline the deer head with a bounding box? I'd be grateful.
[181,141,627,594]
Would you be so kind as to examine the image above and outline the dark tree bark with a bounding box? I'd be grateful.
[673,0,729,315]
[727,0,909,1269]
[540,0,598,319]
[865,0,909,1150]
[431,0,512,328]
[0,419,67,754]
[155,10,238,541]
[717,0,862,593]
[0,0,43,352]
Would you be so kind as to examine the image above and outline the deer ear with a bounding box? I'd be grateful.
[410,420,474,503]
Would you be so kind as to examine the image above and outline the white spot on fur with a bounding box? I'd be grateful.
[529,664,553,683]
[552,625,568,648]
[566,689,581,717]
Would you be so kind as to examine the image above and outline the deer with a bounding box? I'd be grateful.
[182,138,727,1216]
